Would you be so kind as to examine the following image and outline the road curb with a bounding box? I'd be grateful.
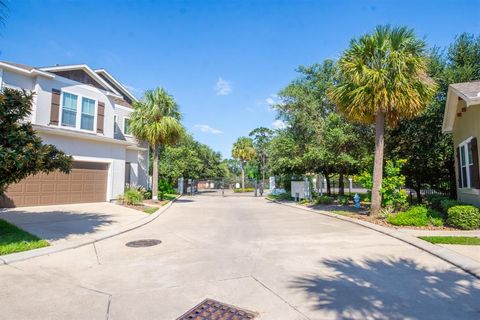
[0,197,180,266]
[270,199,480,280]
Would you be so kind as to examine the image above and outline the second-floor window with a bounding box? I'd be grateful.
[61,92,78,127]
[124,118,132,135]
[81,98,95,131]
[114,115,119,134]
[60,92,96,132]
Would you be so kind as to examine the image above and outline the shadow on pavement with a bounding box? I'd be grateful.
[174,199,195,203]
[0,210,115,242]
[291,257,480,319]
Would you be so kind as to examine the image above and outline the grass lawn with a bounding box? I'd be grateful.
[143,207,159,214]
[0,219,49,255]
[419,236,480,245]
[161,193,178,201]
[330,210,354,216]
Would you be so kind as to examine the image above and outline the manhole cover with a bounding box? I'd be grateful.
[125,239,161,248]
[176,298,257,320]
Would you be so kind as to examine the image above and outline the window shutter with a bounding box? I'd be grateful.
[97,102,105,134]
[49,89,61,125]
[456,146,462,188]
[471,137,480,189]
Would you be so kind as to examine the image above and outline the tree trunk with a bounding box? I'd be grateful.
[326,175,331,196]
[262,155,266,186]
[241,162,245,191]
[371,111,385,216]
[152,144,159,201]
[338,173,345,196]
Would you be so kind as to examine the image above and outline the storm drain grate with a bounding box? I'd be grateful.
[125,239,161,248]
[176,298,257,320]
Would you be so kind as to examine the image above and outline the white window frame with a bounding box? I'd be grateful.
[80,97,96,131]
[459,137,474,189]
[123,116,132,137]
[114,115,119,134]
[59,90,97,133]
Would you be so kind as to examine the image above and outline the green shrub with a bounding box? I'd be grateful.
[316,195,334,205]
[447,205,480,230]
[387,206,430,226]
[233,188,255,193]
[430,217,444,227]
[426,195,448,211]
[357,159,408,208]
[337,196,350,206]
[144,189,152,200]
[428,209,445,227]
[267,193,292,201]
[299,199,311,205]
[158,180,175,194]
[387,206,445,227]
[440,199,459,215]
[119,187,144,205]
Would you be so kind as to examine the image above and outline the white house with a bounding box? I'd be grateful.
[0,61,149,207]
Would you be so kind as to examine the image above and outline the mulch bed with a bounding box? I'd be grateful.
[294,202,462,231]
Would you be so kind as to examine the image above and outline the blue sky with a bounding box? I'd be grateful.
[1,0,479,157]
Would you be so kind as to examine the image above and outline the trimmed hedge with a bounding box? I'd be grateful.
[387,206,430,226]
[387,206,444,227]
[447,205,480,230]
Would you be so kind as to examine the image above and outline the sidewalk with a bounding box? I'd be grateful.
[398,228,480,263]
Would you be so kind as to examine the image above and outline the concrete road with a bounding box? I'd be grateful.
[1,195,479,320]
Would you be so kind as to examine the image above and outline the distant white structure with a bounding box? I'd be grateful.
[291,181,307,200]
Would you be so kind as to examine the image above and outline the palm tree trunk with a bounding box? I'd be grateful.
[241,162,245,191]
[152,144,159,201]
[371,111,385,216]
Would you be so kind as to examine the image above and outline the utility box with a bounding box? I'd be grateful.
[291,181,307,200]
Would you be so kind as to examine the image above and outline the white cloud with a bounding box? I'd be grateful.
[194,124,223,134]
[263,94,281,112]
[271,119,287,130]
[214,77,232,96]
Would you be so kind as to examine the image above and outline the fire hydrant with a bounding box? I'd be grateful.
[354,193,361,209]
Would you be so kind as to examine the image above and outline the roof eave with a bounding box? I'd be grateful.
[0,62,54,79]
[94,69,139,102]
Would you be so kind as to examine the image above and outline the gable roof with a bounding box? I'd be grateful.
[40,64,121,95]
[94,69,138,103]
[443,81,480,133]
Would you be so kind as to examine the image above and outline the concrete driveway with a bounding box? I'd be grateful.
[0,203,147,244]
[0,195,479,319]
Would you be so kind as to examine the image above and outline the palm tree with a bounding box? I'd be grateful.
[232,137,256,191]
[328,25,436,216]
[131,87,184,201]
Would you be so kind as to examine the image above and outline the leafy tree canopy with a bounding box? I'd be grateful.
[0,88,72,193]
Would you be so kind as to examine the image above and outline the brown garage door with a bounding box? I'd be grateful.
[1,162,108,207]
